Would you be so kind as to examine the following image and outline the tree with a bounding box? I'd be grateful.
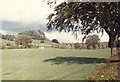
[1,34,15,41]
[52,39,59,43]
[85,34,100,49]
[114,35,120,54]
[74,42,81,49]
[47,2,120,56]
[15,34,32,48]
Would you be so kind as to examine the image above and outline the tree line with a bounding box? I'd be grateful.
[63,34,108,49]
[0,33,15,41]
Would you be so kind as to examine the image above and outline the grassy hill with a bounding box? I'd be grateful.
[33,39,58,45]
[33,39,68,48]
[0,39,14,46]
[0,39,67,49]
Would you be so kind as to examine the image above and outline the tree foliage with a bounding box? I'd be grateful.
[52,39,59,43]
[47,2,120,48]
[15,34,32,48]
[74,42,81,49]
[85,34,100,49]
[1,33,15,41]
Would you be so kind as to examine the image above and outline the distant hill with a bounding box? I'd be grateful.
[19,29,49,40]
[0,29,49,41]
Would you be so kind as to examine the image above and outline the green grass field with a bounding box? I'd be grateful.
[2,48,111,80]
[0,39,14,46]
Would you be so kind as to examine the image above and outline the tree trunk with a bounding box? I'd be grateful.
[108,34,116,57]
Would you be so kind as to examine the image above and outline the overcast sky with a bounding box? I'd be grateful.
[1,0,109,43]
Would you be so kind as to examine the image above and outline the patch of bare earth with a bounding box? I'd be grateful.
[85,55,120,80]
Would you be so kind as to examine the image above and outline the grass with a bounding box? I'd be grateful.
[33,40,54,45]
[0,39,54,46]
[0,39,14,46]
[1,39,64,47]
[2,48,111,80]
[33,40,67,48]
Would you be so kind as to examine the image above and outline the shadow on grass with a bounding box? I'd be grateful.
[43,57,107,65]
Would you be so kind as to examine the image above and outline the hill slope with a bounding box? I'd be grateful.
[19,29,49,40]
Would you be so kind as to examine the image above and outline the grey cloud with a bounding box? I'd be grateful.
[2,20,49,34]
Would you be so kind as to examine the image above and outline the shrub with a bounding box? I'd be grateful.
[15,34,32,48]
[52,39,59,43]
[6,46,15,49]
[40,40,44,43]
[0,45,6,49]
[58,46,67,49]
[6,43,11,46]
[74,43,81,49]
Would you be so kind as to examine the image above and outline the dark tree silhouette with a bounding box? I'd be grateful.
[52,39,59,43]
[47,2,120,56]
